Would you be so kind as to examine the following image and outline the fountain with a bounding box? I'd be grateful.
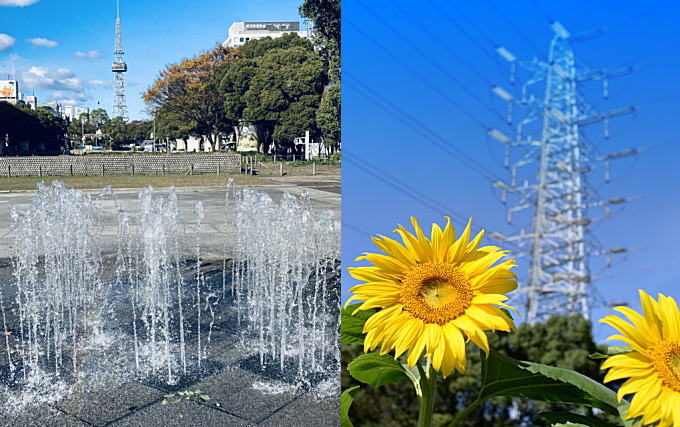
[230,184,340,387]
[0,180,339,413]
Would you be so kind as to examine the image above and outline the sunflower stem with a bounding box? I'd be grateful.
[416,361,438,427]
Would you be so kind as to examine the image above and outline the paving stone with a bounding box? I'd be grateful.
[109,398,251,426]
[190,365,302,422]
[260,394,339,426]
[192,366,262,399]
[0,405,86,426]
[54,381,164,426]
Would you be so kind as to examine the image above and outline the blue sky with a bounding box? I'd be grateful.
[0,0,305,119]
[342,0,680,341]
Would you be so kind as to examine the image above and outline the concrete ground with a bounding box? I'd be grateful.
[0,174,341,426]
[0,174,340,259]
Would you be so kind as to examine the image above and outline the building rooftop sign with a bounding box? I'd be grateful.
[243,22,299,32]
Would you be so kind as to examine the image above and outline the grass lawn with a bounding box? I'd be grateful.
[0,174,267,191]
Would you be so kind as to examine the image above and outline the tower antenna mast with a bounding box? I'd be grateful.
[112,0,128,121]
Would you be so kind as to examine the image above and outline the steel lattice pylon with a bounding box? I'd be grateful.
[488,23,635,324]
[112,0,128,121]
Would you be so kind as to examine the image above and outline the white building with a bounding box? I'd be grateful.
[223,21,308,48]
[64,105,90,121]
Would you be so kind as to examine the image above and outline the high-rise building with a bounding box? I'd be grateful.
[223,21,308,48]
[0,80,19,105]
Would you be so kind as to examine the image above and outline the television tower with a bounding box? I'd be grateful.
[112,0,128,120]
[487,22,637,323]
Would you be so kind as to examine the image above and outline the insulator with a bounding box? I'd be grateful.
[604,117,610,139]
[603,78,609,99]
[604,160,610,183]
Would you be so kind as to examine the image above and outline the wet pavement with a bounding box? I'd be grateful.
[0,175,341,426]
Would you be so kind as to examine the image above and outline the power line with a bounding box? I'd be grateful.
[528,0,552,23]
[482,0,544,58]
[343,152,472,227]
[388,0,496,88]
[348,7,506,123]
[345,20,493,131]
[345,72,503,182]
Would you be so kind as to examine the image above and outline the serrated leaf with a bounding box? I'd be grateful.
[341,303,376,345]
[348,353,411,387]
[480,349,619,415]
[340,386,360,427]
[538,411,622,427]
[200,395,210,400]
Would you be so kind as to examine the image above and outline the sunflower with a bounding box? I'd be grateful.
[347,217,517,377]
[600,290,680,426]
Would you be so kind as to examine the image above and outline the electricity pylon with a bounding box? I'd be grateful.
[487,22,636,323]
[112,0,128,121]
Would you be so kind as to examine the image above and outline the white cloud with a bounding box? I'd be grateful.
[22,66,87,104]
[0,0,39,6]
[0,34,16,52]
[26,37,57,48]
[74,50,102,59]
[89,79,109,87]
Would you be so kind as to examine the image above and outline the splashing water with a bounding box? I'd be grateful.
[0,180,340,412]
[1,182,208,409]
[230,186,340,387]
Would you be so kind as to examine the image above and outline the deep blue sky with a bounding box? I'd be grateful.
[0,0,304,119]
[342,0,680,341]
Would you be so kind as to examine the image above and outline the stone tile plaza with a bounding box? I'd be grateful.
[0,175,340,425]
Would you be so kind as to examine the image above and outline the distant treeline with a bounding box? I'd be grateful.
[0,102,66,155]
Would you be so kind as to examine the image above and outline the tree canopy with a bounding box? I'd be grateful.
[143,44,241,151]
[218,34,327,151]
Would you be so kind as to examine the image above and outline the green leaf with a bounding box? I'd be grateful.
[538,411,622,427]
[590,345,632,360]
[500,307,514,320]
[479,350,619,415]
[341,303,376,345]
[589,353,608,360]
[607,346,632,356]
[347,353,410,387]
[340,386,360,427]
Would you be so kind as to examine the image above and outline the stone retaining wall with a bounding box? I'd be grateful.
[0,154,242,177]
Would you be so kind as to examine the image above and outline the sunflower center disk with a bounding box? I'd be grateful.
[400,263,473,325]
[651,341,680,393]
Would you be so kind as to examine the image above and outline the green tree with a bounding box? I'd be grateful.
[103,116,129,148]
[343,315,613,426]
[316,84,340,149]
[90,108,109,128]
[300,0,341,150]
[299,0,341,80]
[218,34,327,151]
[143,44,241,151]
